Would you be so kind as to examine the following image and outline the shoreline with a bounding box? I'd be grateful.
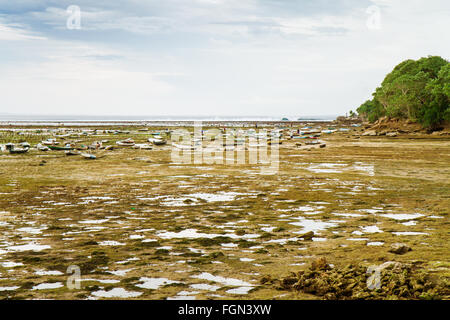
[0,119,336,128]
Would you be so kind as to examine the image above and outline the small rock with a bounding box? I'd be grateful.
[362,130,377,136]
[389,243,412,255]
[386,132,398,137]
[299,231,314,241]
[319,143,326,148]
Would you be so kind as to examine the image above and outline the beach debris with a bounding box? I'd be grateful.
[389,243,412,255]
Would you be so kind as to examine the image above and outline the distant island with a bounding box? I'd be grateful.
[356,56,449,129]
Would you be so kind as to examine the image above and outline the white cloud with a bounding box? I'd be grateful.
[0,0,448,117]
[0,22,46,40]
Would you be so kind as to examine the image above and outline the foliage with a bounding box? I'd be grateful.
[357,56,449,128]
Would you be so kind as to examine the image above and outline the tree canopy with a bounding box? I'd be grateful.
[357,56,449,128]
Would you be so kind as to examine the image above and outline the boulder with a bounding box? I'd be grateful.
[389,243,412,255]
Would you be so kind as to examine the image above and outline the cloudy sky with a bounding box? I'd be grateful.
[0,0,449,117]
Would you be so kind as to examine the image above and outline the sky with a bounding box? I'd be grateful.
[0,0,449,117]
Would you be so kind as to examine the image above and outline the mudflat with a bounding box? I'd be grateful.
[0,124,448,299]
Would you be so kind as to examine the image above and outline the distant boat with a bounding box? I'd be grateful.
[48,145,74,151]
[133,144,153,150]
[80,153,96,159]
[148,137,167,145]
[36,144,50,151]
[65,150,80,156]
[5,144,29,154]
[116,138,135,146]
[305,140,321,145]
[9,148,29,154]
[42,139,59,146]
[76,145,88,151]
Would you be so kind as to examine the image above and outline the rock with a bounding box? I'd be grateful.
[389,243,412,255]
[386,132,398,137]
[311,257,331,271]
[299,231,314,240]
[362,130,377,136]
[319,143,326,148]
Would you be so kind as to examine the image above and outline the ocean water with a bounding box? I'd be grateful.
[0,114,336,124]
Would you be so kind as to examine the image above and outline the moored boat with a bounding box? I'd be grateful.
[5,144,29,154]
[80,153,96,159]
[116,138,135,146]
[148,138,167,145]
[65,150,80,156]
[48,145,74,151]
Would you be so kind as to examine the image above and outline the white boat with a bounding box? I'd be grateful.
[116,138,135,146]
[36,143,50,151]
[42,139,59,146]
[80,153,96,159]
[148,138,167,145]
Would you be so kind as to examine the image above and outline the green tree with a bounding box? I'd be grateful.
[356,56,449,127]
